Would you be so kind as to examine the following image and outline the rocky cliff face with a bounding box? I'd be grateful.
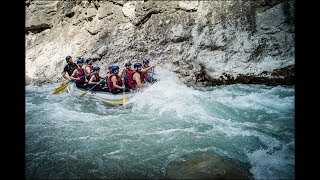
[26,0,294,86]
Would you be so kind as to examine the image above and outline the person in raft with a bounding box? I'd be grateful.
[107,65,129,94]
[141,58,157,83]
[126,63,148,90]
[85,58,94,81]
[106,65,113,77]
[103,66,114,92]
[121,61,134,88]
[70,58,88,88]
[62,55,77,82]
[88,66,107,91]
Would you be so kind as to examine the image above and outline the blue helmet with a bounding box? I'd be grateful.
[76,59,84,64]
[108,65,113,70]
[93,66,100,72]
[125,62,132,67]
[86,58,92,64]
[143,58,149,64]
[134,63,142,69]
[111,65,119,73]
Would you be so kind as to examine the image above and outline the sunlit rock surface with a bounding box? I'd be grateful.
[26,0,294,86]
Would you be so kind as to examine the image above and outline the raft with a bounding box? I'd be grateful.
[68,83,133,105]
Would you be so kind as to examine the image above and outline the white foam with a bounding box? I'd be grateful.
[26,71,295,179]
[245,141,295,179]
[129,67,209,119]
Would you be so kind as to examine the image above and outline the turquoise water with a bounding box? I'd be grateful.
[25,69,294,179]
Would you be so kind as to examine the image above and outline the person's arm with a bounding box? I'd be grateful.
[98,75,106,84]
[112,76,124,89]
[85,66,91,74]
[70,69,79,81]
[141,65,156,73]
[88,75,97,85]
[85,66,92,76]
[62,67,71,81]
[133,73,144,88]
[99,74,105,79]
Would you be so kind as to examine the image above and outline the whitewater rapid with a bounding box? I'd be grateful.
[26,67,294,179]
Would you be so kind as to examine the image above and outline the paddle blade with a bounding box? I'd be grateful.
[80,91,88,97]
[52,84,69,95]
[106,100,124,106]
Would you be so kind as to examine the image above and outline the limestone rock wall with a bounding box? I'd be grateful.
[26,0,294,86]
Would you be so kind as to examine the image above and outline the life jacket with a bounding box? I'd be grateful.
[107,74,122,91]
[64,63,77,76]
[127,71,145,89]
[124,69,134,84]
[105,73,112,87]
[75,67,86,83]
[92,74,100,83]
[86,65,94,81]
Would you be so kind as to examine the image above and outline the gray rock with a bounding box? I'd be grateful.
[26,0,295,86]
[165,152,252,179]
[25,74,32,86]
[178,1,198,11]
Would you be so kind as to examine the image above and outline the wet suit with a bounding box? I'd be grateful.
[64,63,78,76]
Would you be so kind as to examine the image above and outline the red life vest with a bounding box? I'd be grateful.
[127,71,145,89]
[125,70,134,84]
[86,65,94,81]
[92,74,100,82]
[107,74,122,91]
[105,73,112,87]
[75,67,86,83]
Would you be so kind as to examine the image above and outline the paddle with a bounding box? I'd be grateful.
[52,73,88,95]
[151,67,154,83]
[52,83,71,95]
[122,70,126,106]
[80,76,107,97]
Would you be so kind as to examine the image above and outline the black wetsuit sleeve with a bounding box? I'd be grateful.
[63,65,68,72]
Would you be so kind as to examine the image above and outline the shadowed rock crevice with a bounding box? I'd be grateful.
[250,42,267,62]
[282,0,294,28]
[194,63,215,84]
[60,0,77,19]
[86,29,99,36]
[108,0,124,7]
[65,11,75,18]
[246,1,257,35]
[134,9,163,27]
[25,24,52,34]
[175,7,197,13]
[189,65,294,87]
[255,0,284,13]
[171,36,191,43]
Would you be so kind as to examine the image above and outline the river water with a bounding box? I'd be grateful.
[26,68,294,179]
